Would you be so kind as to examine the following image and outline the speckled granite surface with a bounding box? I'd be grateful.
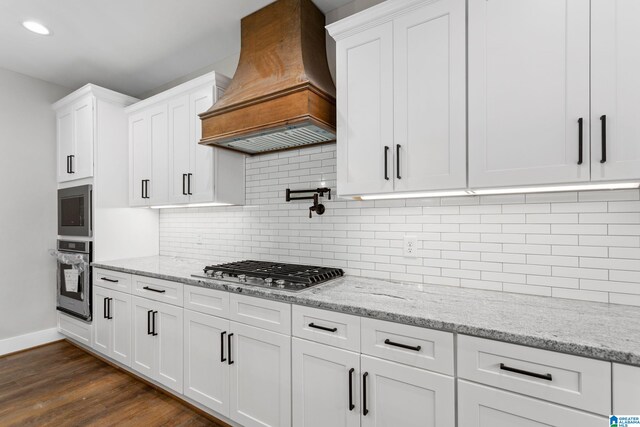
[93,256,640,366]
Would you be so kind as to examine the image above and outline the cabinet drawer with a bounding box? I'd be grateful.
[58,312,92,346]
[132,275,183,306]
[229,294,291,334]
[93,268,132,293]
[183,285,229,318]
[457,335,611,415]
[292,305,360,352]
[361,317,454,375]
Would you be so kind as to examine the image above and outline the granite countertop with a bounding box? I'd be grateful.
[93,256,640,366]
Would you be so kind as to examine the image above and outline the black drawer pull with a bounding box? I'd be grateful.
[600,115,607,163]
[308,323,338,333]
[384,339,421,352]
[143,286,166,293]
[577,118,583,165]
[348,368,355,411]
[228,333,234,365]
[220,331,227,363]
[362,372,369,416]
[499,363,552,381]
[100,277,119,283]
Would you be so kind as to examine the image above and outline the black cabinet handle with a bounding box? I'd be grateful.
[100,277,118,283]
[104,297,109,319]
[66,155,71,174]
[145,180,150,199]
[221,331,227,363]
[577,118,583,165]
[228,333,234,365]
[69,155,75,173]
[348,368,355,411]
[182,174,187,195]
[362,372,369,416]
[308,323,338,333]
[187,173,193,195]
[499,363,552,381]
[143,286,166,293]
[107,298,113,320]
[147,310,153,335]
[600,115,607,163]
[384,146,390,180]
[152,311,158,336]
[384,339,421,352]
[396,144,401,179]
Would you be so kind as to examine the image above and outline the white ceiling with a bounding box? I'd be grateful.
[0,0,351,97]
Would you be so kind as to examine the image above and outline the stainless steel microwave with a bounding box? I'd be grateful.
[58,185,92,237]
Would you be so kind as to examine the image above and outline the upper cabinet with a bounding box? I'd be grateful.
[591,0,640,181]
[468,0,590,188]
[126,72,246,208]
[328,0,467,197]
[54,86,137,183]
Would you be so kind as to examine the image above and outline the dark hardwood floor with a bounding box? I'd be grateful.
[0,340,225,426]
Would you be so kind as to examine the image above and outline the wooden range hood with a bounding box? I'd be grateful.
[199,0,336,155]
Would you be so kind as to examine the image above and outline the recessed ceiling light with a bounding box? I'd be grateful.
[22,21,51,35]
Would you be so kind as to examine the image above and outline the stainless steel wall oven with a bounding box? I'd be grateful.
[56,240,92,321]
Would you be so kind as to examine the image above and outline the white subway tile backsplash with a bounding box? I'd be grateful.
[160,145,640,306]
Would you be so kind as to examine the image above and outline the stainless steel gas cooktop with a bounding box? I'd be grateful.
[192,260,345,292]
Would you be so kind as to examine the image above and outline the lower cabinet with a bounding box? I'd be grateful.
[93,286,131,366]
[458,380,605,427]
[131,296,183,393]
[292,338,455,427]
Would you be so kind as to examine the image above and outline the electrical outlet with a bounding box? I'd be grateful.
[403,235,418,257]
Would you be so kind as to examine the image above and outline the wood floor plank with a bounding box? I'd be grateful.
[0,340,227,427]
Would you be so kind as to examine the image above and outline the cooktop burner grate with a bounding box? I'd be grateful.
[203,260,344,285]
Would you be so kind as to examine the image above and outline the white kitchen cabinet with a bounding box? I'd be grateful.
[183,309,230,416]
[613,363,640,414]
[292,338,361,427]
[127,71,243,208]
[131,296,183,393]
[229,321,291,427]
[458,380,605,427]
[468,0,590,188]
[361,355,455,427]
[56,94,94,182]
[128,104,169,207]
[591,0,640,181]
[93,286,132,366]
[329,0,466,197]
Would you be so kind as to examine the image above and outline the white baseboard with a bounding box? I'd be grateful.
[0,328,63,356]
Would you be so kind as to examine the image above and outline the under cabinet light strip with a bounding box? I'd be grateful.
[359,182,640,200]
[149,202,232,209]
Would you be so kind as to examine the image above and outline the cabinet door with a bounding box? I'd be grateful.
[360,355,454,427]
[189,86,216,203]
[156,301,183,393]
[131,296,156,378]
[458,380,605,427]
[110,290,131,366]
[393,0,466,192]
[613,363,640,414]
[336,22,394,196]
[168,96,191,204]
[229,321,291,427]
[57,108,74,183]
[468,0,590,188]
[129,112,151,207]
[292,338,360,427]
[92,287,111,355]
[591,0,640,181]
[149,104,169,205]
[184,310,230,416]
[72,95,94,180]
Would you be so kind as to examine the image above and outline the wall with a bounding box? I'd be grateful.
[160,144,640,306]
[0,68,70,340]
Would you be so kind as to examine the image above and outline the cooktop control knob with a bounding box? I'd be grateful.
[238,274,247,282]
[265,278,273,285]
[214,271,223,278]
[275,279,286,288]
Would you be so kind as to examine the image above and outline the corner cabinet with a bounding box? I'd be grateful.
[328,0,467,197]
[54,85,138,183]
[127,71,245,207]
